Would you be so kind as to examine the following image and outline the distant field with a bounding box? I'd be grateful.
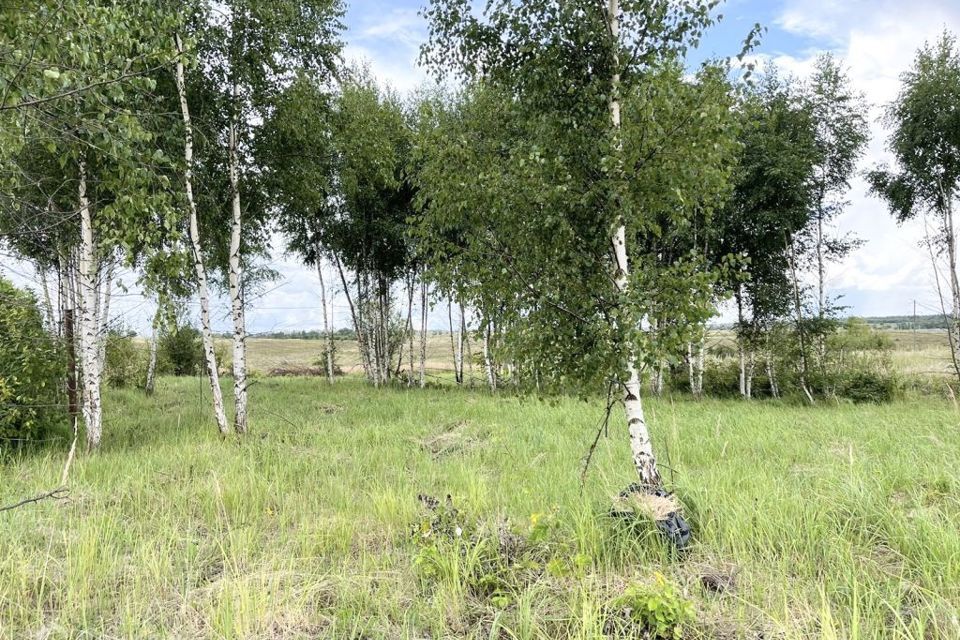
[2,379,957,638]
[237,329,957,382]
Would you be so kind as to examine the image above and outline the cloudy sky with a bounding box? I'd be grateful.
[4,0,958,334]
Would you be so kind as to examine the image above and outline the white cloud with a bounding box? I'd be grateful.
[766,0,960,316]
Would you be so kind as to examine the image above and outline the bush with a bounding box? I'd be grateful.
[0,277,64,443]
[104,330,146,388]
[607,574,695,639]
[833,369,899,403]
[158,325,204,376]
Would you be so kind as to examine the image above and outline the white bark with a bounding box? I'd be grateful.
[482,320,496,392]
[419,278,427,388]
[609,0,660,487]
[316,258,334,383]
[96,260,113,383]
[39,267,56,332]
[228,118,248,433]
[175,34,230,434]
[406,272,415,386]
[456,303,466,385]
[77,163,102,450]
[146,331,158,395]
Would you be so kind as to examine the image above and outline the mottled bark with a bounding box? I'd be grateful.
[145,307,159,395]
[227,118,248,433]
[175,34,229,434]
[608,0,660,488]
[482,320,496,392]
[316,258,334,383]
[77,163,102,450]
[787,237,814,403]
[419,278,427,388]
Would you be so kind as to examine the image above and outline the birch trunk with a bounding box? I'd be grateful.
[766,352,779,399]
[77,163,103,450]
[316,258,334,383]
[228,117,248,433]
[462,305,474,387]
[456,303,466,385]
[145,307,159,395]
[608,0,660,487]
[787,237,814,403]
[448,299,460,383]
[419,278,427,388]
[736,288,747,398]
[175,34,229,434]
[96,260,114,383]
[406,272,415,385]
[335,258,370,381]
[942,190,960,380]
[60,258,79,418]
[39,268,56,332]
[482,320,496,392]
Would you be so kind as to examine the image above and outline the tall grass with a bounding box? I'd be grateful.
[1,377,958,638]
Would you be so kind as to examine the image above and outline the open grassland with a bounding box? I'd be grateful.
[238,330,959,384]
[2,378,959,639]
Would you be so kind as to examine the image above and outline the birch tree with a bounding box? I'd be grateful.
[198,0,343,431]
[0,0,180,448]
[869,31,960,382]
[419,0,740,487]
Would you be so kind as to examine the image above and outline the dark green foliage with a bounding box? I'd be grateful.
[159,326,204,377]
[0,278,64,443]
[832,369,899,404]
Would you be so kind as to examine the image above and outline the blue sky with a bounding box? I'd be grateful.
[4,0,959,334]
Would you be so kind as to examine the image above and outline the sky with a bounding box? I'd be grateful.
[3,0,959,335]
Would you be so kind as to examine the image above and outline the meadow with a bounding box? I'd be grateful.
[2,334,960,639]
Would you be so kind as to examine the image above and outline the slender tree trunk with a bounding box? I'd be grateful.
[335,257,370,381]
[608,0,661,487]
[61,258,79,419]
[39,267,55,332]
[227,116,248,433]
[405,272,415,385]
[736,288,747,398]
[457,303,466,385]
[462,305,474,387]
[482,320,496,392]
[77,163,102,450]
[96,259,113,383]
[419,278,427,388]
[145,306,160,395]
[447,298,460,383]
[766,352,779,399]
[787,236,814,403]
[316,257,334,383]
[942,193,960,380]
[745,351,754,399]
[175,34,229,435]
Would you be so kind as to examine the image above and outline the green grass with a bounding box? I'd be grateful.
[1,378,959,638]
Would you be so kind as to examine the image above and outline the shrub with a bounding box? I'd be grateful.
[158,325,204,376]
[0,277,64,443]
[833,369,899,403]
[104,330,146,388]
[607,574,695,639]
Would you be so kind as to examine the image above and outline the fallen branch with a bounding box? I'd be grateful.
[1,418,77,514]
[0,487,69,513]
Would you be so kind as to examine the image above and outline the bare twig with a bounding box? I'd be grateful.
[580,380,618,491]
[0,488,69,514]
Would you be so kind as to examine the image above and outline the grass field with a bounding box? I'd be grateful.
[238,329,960,384]
[2,374,959,638]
